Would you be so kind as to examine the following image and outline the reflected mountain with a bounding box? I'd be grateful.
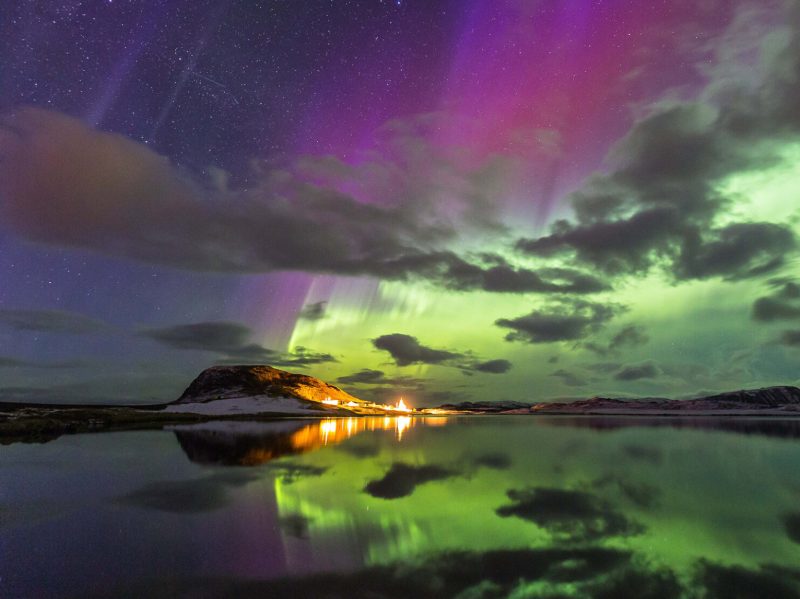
[535,416,800,439]
[172,416,444,466]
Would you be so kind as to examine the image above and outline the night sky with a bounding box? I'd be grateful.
[0,0,798,405]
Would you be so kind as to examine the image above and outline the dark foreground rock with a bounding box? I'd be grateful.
[0,404,205,445]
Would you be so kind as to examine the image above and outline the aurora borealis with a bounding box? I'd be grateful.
[1,0,799,405]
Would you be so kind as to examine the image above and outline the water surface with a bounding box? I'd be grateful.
[2,416,800,598]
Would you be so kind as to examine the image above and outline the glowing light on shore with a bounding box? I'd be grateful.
[396,415,411,440]
[322,397,339,406]
[320,419,338,443]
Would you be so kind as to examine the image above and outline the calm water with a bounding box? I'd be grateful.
[2,416,800,598]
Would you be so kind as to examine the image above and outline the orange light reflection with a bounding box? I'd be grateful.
[289,416,443,450]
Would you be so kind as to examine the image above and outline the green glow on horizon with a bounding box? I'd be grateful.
[276,140,800,405]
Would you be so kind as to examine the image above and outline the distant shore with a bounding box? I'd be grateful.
[3,368,798,445]
[3,396,800,445]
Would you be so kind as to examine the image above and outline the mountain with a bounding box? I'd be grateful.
[437,386,800,415]
[166,364,382,415]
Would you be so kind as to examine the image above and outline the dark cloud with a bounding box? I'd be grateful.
[337,369,387,384]
[585,361,623,373]
[615,362,660,381]
[298,301,327,321]
[584,324,649,357]
[336,369,424,386]
[779,330,800,346]
[142,322,251,353]
[754,298,800,321]
[592,475,660,509]
[579,562,683,599]
[675,222,795,281]
[495,487,643,542]
[471,453,512,470]
[0,109,465,274]
[518,165,796,285]
[364,463,455,499]
[336,440,380,458]
[472,359,512,374]
[616,481,659,509]
[441,259,610,294]
[0,308,107,334]
[517,207,684,276]
[372,334,461,366]
[778,281,800,299]
[515,10,800,284]
[371,334,511,376]
[140,321,336,367]
[116,479,230,513]
[783,512,800,544]
[550,369,589,387]
[496,299,623,344]
[0,108,601,295]
[609,325,650,351]
[622,444,663,465]
[279,513,313,539]
[114,471,257,513]
[753,281,800,321]
[265,462,328,484]
[696,561,800,599]
[272,346,337,367]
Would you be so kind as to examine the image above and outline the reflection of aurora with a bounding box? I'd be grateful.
[173,416,448,466]
[267,417,800,581]
[6,418,800,597]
